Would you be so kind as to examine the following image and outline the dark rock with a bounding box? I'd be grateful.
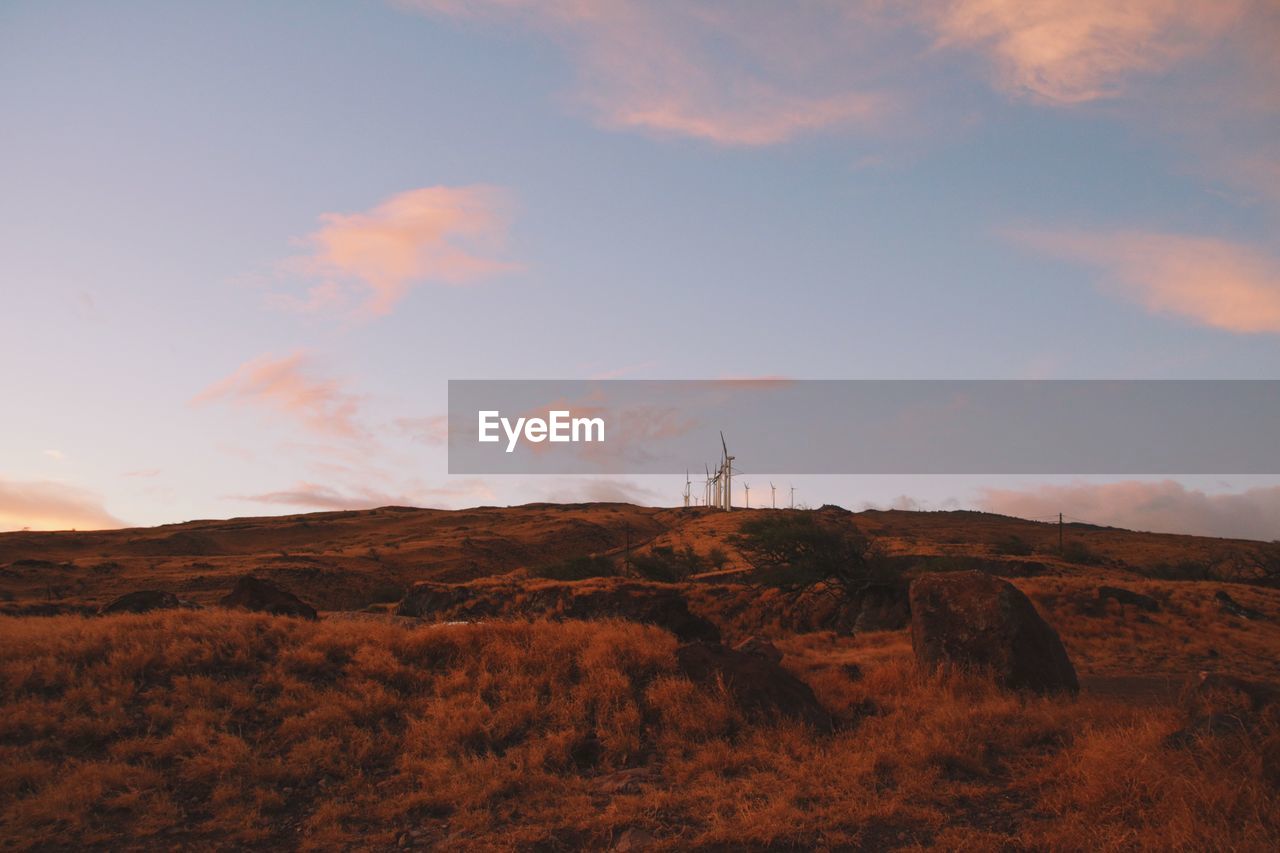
[98,590,181,615]
[675,640,832,731]
[1215,590,1266,621]
[396,581,478,618]
[219,576,317,619]
[1097,585,1160,613]
[909,571,1078,695]
[732,635,783,664]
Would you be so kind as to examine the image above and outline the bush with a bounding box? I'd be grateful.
[993,535,1033,557]
[730,511,886,595]
[1061,540,1102,566]
[535,554,617,581]
[1149,559,1213,581]
[630,545,703,583]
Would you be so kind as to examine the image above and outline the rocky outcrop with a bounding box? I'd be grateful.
[98,590,182,615]
[909,571,1078,695]
[219,576,317,619]
[675,640,831,731]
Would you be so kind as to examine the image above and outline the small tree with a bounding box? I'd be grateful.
[729,510,891,598]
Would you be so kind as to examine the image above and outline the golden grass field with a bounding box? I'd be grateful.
[2,505,1279,850]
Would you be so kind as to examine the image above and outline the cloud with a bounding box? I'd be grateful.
[395,415,450,446]
[284,185,518,315]
[1013,229,1280,333]
[536,476,661,505]
[194,351,366,439]
[977,479,1280,541]
[235,479,493,511]
[403,1,892,145]
[0,478,127,531]
[930,0,1248,103]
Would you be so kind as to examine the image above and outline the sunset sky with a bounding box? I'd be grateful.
[3,1,1280,537]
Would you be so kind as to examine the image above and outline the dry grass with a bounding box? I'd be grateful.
[1,611,1277,851]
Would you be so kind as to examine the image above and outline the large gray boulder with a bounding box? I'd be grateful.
[909,571,1078,695]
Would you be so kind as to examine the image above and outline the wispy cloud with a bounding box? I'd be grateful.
[0,478,127,532]
[931,0,1247,103]
[403,1,893,145]
[978,479,1280,541]
[395,415,450,446]
[1013,228,1280,333]
[235,479,493,511]
[280,185,518,316]
[193,351,366,439]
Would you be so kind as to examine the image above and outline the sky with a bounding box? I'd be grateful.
[2,0,1280,539]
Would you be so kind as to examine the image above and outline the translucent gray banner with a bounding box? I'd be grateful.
[447,380,1280,474]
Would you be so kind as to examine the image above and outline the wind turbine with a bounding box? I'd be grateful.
[743,482,750,509]
[790,485,796,509]
[682,470,691,508]
[704,463,713,507]
[720,431,734,511]
[770,482,776,509]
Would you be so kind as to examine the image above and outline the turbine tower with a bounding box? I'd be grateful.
[770,482,776,509]
[743,482,750,509]
[790,485,796,509]
[682,470,691,508]
[720,431,734,511]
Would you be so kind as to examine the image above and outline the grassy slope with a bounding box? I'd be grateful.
[1,612,1277,851]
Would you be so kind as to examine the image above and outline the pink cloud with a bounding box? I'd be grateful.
[194,351,366,439]
[286,185,518,315]
[235,479,493,511]
[1014,229,1280,333]
[404,1,890,145]
[0,478,127,532]
[931,0,1248,103]
[395,415,450,446]
[978,479,1280,541]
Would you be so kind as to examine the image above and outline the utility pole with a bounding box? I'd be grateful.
[1058,513,1064,554]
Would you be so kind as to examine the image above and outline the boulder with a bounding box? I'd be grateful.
[675,641,832,731]
[1097,585,1160,613]
[909,571,1078,695]
[219,576,317,619]
[98,590,181,615]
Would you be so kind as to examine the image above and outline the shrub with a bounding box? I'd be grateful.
[730,511,887,595]
[993,535,1033,557]
[1061,540,1102,565]
[630,546,703,583]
